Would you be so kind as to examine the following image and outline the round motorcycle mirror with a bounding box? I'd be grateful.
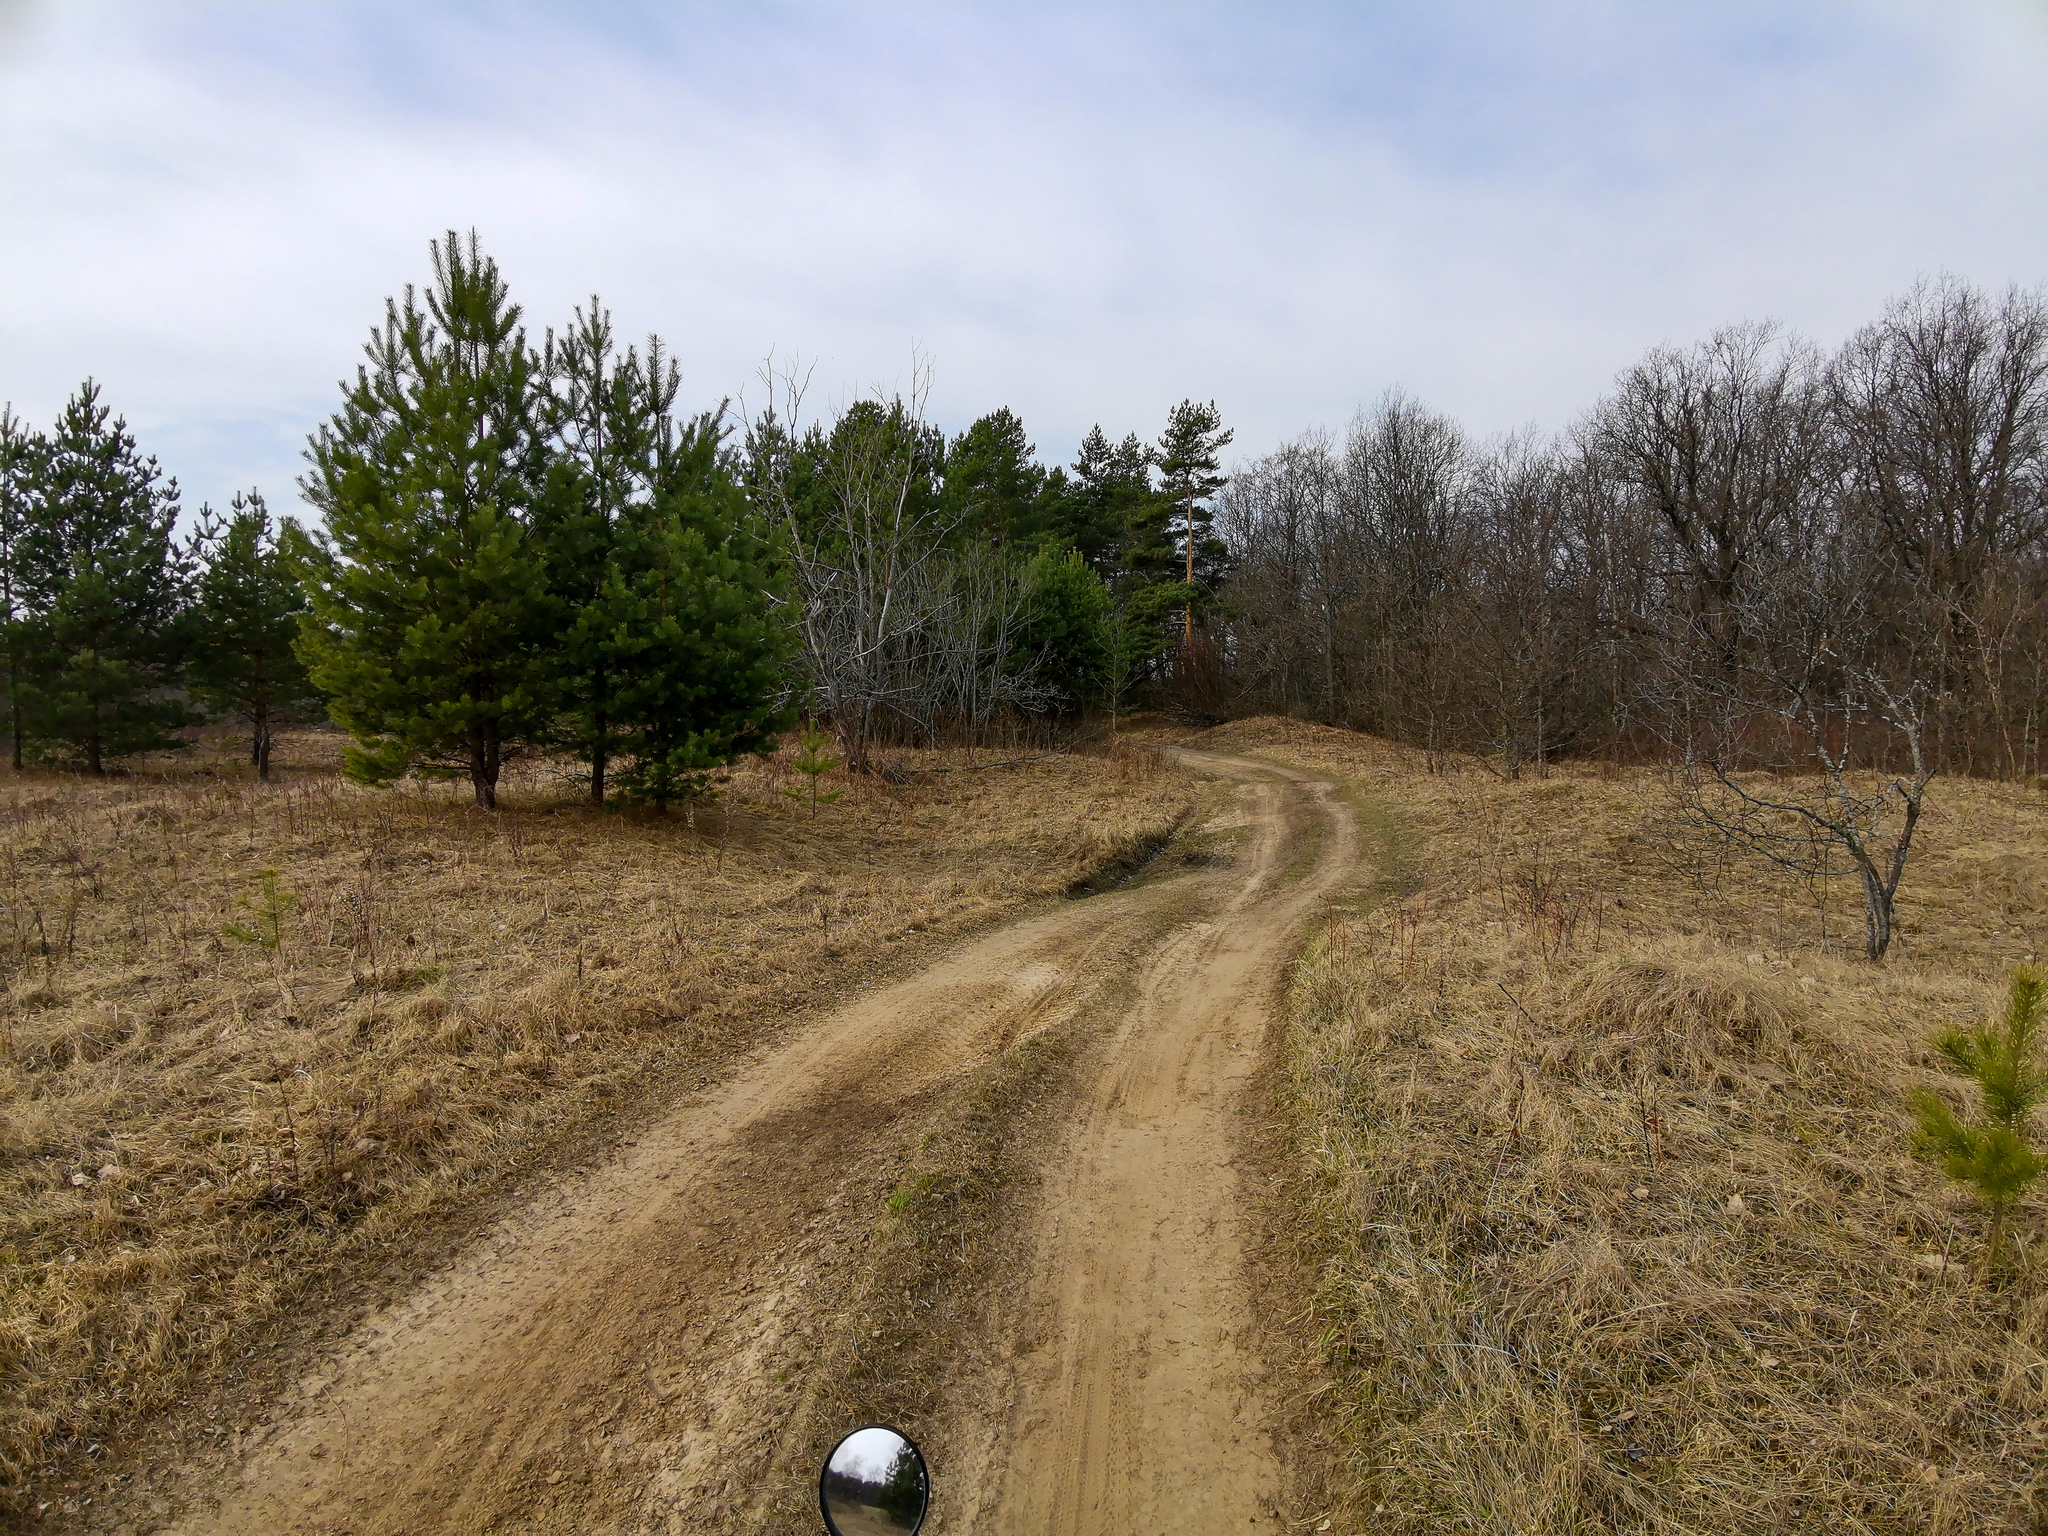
[818,1424,930,1536]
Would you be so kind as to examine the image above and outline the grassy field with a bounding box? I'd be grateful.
[1199,717,2048,1536]
[0,728,1193,1513]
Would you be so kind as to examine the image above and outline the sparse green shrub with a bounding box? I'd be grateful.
[223,869,298,953]
[1909,966,2047,1272]
[782,725,844,817]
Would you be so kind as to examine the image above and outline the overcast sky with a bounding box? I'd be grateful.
[3,1,2046,517]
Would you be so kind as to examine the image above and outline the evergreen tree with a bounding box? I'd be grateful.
[536,299,680,803]
[876,1441,927,1524]
[1060,425,1153,582]
[538,300,791,806]
[1013,546,1113,711]
[764,399,947,557]
[1910,967,2047,1272]
[942,407,1048,547]
[292,231,552,809]
[189,490,314,779]
[604,468,792,805]
[0,407,38,770]
[1151,398,1234,598]
[17,381,192,771]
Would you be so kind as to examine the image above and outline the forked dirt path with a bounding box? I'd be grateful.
[952,751,1357,1535]
[152,748,1358,1536]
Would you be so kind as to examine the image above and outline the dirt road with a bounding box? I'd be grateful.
[150,748,1359,1535]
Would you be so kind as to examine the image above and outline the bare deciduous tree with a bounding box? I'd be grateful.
[1665,561,1936,961]
[743,357,1049,764]
[1833,277,2048,777]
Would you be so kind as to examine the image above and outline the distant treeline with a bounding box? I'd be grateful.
[0,232,1231,800]
[1214,279,2048,781]
[0,233,791,807]
[3,240,2040,793]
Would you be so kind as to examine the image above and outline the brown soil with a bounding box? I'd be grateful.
[99,745,1364,1534]
[948,753,1360,1535]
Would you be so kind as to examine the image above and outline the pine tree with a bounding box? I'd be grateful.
[780,724,844,816]
[535,299,659,803]
[1013,546,1113,711]
[17,381,192,771]
[0,407,38,770]
[942,408,1048,547]
[189,490,315,779]
[537,299,790,806]
[1060,425,1153,582]
[292,231,552,809]
[1151,398,1234,600]
[601,456,793,807]
[539,302,709,801]
[1910,967,2047,1273]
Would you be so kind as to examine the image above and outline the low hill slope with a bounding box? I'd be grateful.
[1198,716,2048,1536]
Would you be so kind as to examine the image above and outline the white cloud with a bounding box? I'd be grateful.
[1,1,2044,513]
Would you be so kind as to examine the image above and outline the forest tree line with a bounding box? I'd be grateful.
[0,232,1229,803]
[1215,277,2048,784]
[1,237,2041,801]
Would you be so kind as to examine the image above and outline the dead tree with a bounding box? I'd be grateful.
[1667,565,1936,961]
[744,357,952,770]
[916,549,1053,742]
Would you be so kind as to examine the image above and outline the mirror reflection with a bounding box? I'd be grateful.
[819,1424,929,1536]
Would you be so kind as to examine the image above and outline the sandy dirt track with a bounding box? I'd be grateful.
[151,748,1359,1535]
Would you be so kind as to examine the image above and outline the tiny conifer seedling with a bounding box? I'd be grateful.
[1909,966,2047,1273]
[782,726,845,818]
[223,869,298,953]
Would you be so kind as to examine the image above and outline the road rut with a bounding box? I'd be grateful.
[156,747,1357,1535]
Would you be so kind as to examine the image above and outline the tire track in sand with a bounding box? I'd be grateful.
[948,749,1357,1536]
[149,747,1355,1535]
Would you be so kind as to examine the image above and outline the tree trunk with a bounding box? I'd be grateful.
[470,731,498,810]
[1985,1199,2011,1277]
[591,702,607,804]
[7,643,19,771]
[1859,864,1893,961]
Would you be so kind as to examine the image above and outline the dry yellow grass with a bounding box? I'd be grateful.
[0,728,1192,1514]
[1195,716,2048,1535]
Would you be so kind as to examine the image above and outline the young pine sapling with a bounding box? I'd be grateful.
[224,868,298,953]
[781,725,844,818]
[1909,967,2047,1274]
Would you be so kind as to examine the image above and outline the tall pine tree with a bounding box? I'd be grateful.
[189,490,314,779]
[1061,425,1153,582]
[600,446,793,806]
[0,407,37,770]
[293,231,552,809]
[1150,399,1233,598]
[18,381,192,772]
[536,301,745,802]
[941,408,1048,548]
